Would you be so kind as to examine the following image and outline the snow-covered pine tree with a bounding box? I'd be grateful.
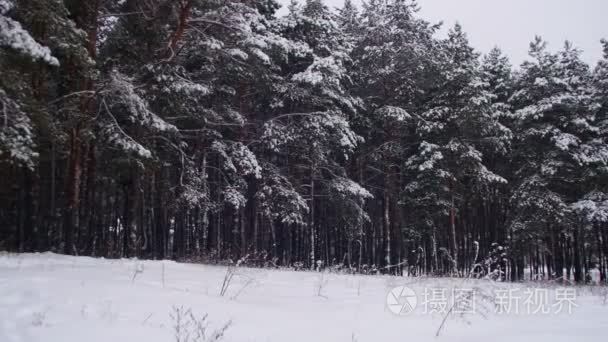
[350,0,442,271]
[1,0,96,253]
[401,24,509,275]
[264,0,369,268]
[509,38,603,280]
[569,39,608,282]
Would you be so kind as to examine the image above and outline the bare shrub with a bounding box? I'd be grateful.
[435,285,494,337]
[170,306,231,342]
[220,254,256,299]
[229,275,256,301]
[316,271,329,299]
[132,262,145,283]
[292,261,305,271]
[219,267,236,297]
[436,242,496,337]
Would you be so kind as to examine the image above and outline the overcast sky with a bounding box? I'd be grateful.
[277,0,608,67]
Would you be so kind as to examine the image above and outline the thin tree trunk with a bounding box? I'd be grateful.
[63,127,82,255]
[450,190,458,274]
[383,188,391,269]
[309,160,315,269]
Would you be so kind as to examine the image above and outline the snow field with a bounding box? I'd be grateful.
[1,252,607,342]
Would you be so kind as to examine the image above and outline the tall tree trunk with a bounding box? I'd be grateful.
[63,127,82,255]
[450,190,458,274]
[62,0,99,255]
[573,223,582,283]
[383,188,391,269]
[125,167,141,257]
[309,160,315,269]
[85,142,97,255]
[240,207,246,258]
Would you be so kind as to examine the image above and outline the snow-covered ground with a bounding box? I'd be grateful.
[1,253,607,342]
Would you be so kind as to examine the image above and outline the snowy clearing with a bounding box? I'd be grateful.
[1,253,607,342]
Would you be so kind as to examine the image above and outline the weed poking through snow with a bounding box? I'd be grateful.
[219,254,257,299]
[170,306,231,342]
[316,271,329,299]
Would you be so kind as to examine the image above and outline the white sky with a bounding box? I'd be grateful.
[277,0,608,67]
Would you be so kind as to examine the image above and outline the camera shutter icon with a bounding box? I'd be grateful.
[386,286,418,315]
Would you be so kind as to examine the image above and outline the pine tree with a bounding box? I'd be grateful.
[509,38,601,280]
[0,0,606,282]
[401,24,509,274]
[268,0,369,268]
